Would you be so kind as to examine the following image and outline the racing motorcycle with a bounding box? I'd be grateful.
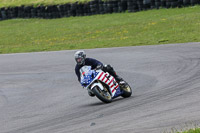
[80,66,132,103]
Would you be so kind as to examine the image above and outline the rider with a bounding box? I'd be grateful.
[74,50,124,96]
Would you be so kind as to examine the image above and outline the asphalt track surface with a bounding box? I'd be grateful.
[1,42,200,133]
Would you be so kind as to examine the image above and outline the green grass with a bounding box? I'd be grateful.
[0,0,88,8]
[177,128,200,133]
[0,6,200,54]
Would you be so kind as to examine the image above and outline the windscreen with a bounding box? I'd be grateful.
[80,66,93,85]
[80,66,92,77]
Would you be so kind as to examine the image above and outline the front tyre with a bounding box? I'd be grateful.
[93,86,112,103]
[120,82,132,98]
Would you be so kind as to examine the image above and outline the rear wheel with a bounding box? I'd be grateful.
[120,82,132,98]
[93,86,112,103]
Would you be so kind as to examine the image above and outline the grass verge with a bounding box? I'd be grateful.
[177,128,200,133]
[0,6,200,54]
[0,0,88,8]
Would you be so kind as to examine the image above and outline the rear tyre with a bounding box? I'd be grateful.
[120,82,132,98]
[93,86,112,103]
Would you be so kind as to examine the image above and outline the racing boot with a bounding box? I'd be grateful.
[115,75,125,85]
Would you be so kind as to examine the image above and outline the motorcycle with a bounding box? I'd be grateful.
[80,66,132,103]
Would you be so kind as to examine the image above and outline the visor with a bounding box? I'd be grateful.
[76,58,82,63]
[76,57,84,65]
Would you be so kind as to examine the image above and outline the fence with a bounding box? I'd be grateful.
[0,0,199,21]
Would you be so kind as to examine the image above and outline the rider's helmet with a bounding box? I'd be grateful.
[74,50,86,65]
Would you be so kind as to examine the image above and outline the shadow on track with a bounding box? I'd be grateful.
[79,96,134,108]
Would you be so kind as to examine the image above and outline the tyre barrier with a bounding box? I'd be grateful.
[155,0,161,9]
[160,0,166,7]
[127,0,138,12]
[0,0,199,21]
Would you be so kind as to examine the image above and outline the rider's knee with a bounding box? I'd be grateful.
[104,64,114,72]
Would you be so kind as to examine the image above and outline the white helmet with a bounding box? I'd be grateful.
[74,50,86,65]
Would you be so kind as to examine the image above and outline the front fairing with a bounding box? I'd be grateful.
[80,66,99,88]
[80,66,123,99]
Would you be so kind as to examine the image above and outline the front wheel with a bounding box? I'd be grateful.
[93,86,112,103]
[120,82,132,98]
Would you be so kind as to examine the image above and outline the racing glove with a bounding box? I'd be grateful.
[95,64,103,70]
